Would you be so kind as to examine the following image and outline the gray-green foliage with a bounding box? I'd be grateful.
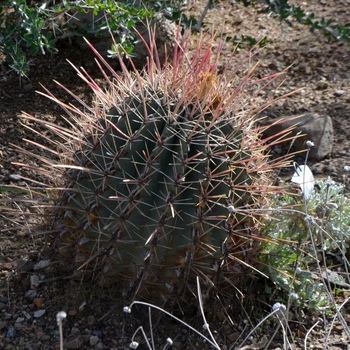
[0,0,168,75]
[261,178,350,311]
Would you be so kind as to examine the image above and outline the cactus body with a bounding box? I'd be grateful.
[23,30,290,303]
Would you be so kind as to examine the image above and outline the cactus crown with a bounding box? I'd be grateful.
[20,28,293,304]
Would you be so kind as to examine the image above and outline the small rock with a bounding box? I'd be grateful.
[15,317,25,323]
[94,342,104,350]
[25,290,37,300]
[227,332,240,342]
[6,326,16,338]
[34,260,51,270]
[311,163,324,175]
[0,302,6,310]
[23,83,33,91]
[172,342,182,350]
[261,113,333,160]
[70,326,80,335]
[0,294,8,303]
[22,310,31,320]
[87,316,95,326]
[90,335,99,346]
[34,297,45,308]
[92,330,103,338]
[334,90,344,96]
[33,309,46,318]
[65,335,85,349]
[268,62,278,71]
[7,173,21,181]
[316,80,328,90]
[68,308,78,316]
[0,321,7,330]
[30,275,40,289]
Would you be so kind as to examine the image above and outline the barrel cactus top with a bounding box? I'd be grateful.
[22,28,291,304]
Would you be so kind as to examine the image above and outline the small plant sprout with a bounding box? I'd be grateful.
[56,311,67,350]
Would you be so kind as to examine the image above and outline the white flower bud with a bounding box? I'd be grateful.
[56,311,67,324]
[306,140,314,148]
[123,306,132,313]
[130,341,139,349]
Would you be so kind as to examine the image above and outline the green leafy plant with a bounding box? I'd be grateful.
[0,0,170,76]
[237,0,350,43]
[261,177,350,311]
[0,0,57,75]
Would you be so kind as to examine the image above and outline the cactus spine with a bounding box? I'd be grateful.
[22,29,291,303]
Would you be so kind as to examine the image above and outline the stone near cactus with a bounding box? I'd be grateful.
[19,29,293,305]
[261,113,333,161]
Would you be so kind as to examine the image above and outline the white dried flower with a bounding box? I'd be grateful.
[344,166,350,172]
[306,140,314,148]
[305,215,315,225]
[123,306,132,313]
[130,341,139,349]
[325,177,334,187]
[56,311,67,324]
[290,292,299,300]
[166,338,173,345]
[272,303,286,312]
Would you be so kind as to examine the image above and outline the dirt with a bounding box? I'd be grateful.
[1,0,350,349]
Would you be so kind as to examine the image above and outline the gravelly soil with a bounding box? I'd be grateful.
[1,0,350,349]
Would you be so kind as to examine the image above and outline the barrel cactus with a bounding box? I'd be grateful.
[22,29,292,304]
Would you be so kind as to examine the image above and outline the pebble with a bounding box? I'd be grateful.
[30,275,40,289]
[34,297,45,308]
[25,289,37,300]
[34,309,46,318]
[15,317,25,323]
[68,308,78,316]
[92,330,102,338]
[334,90,344,96]
[316,80,328,90]
[4,312,12,319]
[7,173,21,181]
[6,326,16,338]
[66,335,84,349]
[90,335,99,346]
[0,295,8,303]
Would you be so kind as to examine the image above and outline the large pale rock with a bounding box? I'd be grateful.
[261,113,333,160]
